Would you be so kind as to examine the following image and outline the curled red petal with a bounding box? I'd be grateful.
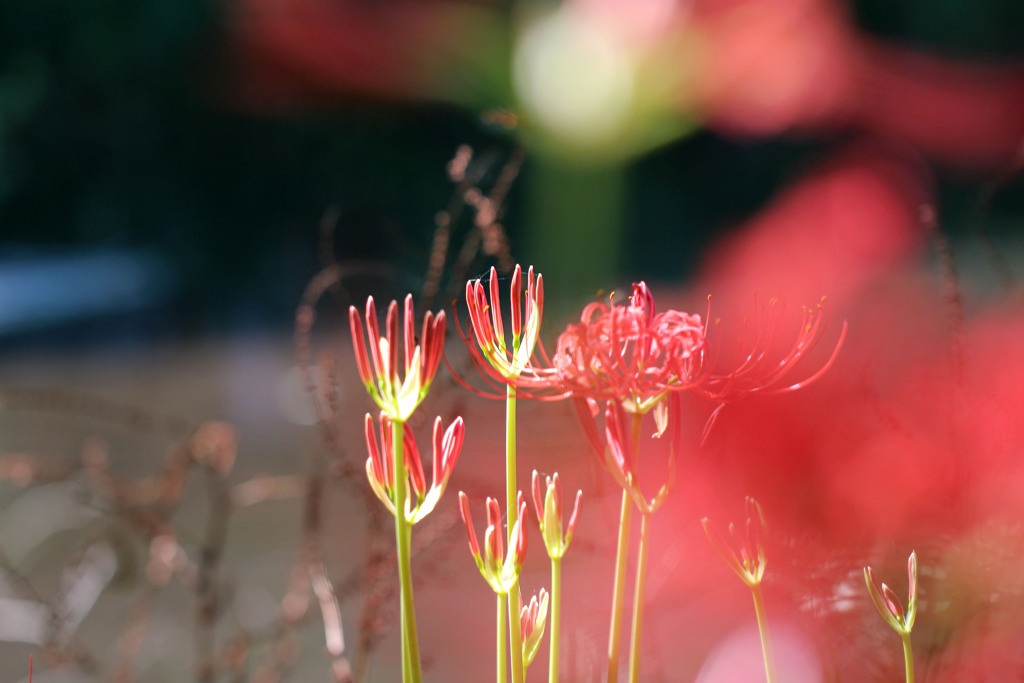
[488,267,505,344]
[364,413,384,486]
[511,264,523,339]
[566,489,583,539]
[403,422,425,498]
[403,294,416,376]
[349,306,373,389]
[531,470,544,522]
[387,299,401,385]
[458,491,480,558]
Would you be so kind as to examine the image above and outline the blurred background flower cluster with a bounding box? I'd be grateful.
[1,0,1024,680]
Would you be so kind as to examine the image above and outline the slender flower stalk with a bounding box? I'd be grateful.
[628,512,652,683]
[363,411,463,680]
[349,294,447,683]
[459,492,529,683]
[865,551,918,683]
[702,498,774,683]
[497,593,508,683]
[532,471,582,683]
[605,411,644,683]
[607,491,632,683]
[457,264,565,683]
[391,416,420,683]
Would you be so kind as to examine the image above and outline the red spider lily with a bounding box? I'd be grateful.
[458,491,527,595]
[702,497,768,588]
[349,294,446,421]
[531,470,582,560]
[553,282,710,415]
[452,264,566,398]
[865,551,918,636]
[520,587,550,671]
[364,412,464,524]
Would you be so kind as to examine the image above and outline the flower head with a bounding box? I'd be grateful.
[702,497,768,588]
[520,587,550,671]
[458,491,528,595]
[864,550,918,636]
[364,412,464,524]
[531,470,582,559]
[553,282,709,414]
[349,294,446,421]
[455,265,564,398]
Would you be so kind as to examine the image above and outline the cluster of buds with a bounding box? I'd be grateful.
[457,264,562,396]
[520,588,550,671]
[702,497,768,588]
[364,412,464,524]
[350,294,446,421]
[864,551,918,637]
[531,470,582,560]
[458,491,528,595]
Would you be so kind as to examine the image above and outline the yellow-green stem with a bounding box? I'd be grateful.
[606,491,632,683]
[506,386,518,533]
[509,583,525,683]
[549,556,562,683]
[750,583,775,683]
[609,413,643,683]
[506,386,524,683]
[392,418,422,683]
[627,513,651,683]
[901,632,915,683]
[498,593,509,683]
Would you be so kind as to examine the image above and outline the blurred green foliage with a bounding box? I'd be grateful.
[0,0,1021,336]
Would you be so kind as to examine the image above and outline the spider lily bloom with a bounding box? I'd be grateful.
[520,588,550,672]
[349,294,446,421]
[364,412,464,524]
[865,551,918,637]
[701,497,768,588]
[553,282,710,415]
[531,471,582,560]
[458,491,528,595]
[455,264,564,397]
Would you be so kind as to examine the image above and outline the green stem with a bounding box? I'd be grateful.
[609,413,644,683]
[392,418,422,683]
[549,556,562,683]
[498,593,509,683]
[607,491,632,683]
[506,386,524,683]
[901,632,915,683]
[750,583,775,683]
[627,513,651,683]
[510,583,525,683]
[507,385,518,532]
